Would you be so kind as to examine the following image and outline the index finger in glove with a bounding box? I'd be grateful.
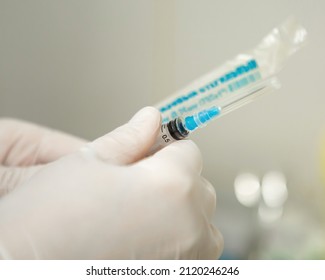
[141,140,203,175]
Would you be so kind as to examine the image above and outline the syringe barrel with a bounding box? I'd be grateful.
[149,118,189,154]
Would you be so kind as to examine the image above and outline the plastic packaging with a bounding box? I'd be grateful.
[148,17,307,154]
[155,17,307,124]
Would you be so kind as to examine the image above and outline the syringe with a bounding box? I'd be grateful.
[150,77,280,154]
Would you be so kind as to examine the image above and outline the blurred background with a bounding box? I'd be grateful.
[0,0,324,259]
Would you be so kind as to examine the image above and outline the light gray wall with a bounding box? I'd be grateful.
[1,0,324,259]
[0,0,154,136]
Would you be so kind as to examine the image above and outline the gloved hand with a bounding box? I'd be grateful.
[0,118,86,196]
[0,107,223,259]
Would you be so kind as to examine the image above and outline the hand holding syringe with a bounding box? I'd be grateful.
[150,78,280,154]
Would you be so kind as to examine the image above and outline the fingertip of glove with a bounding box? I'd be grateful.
[83,107,162,165]
[130,107,161,128]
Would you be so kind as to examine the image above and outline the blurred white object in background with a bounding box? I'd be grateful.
[234,172,261,207]
[261,171,288,208]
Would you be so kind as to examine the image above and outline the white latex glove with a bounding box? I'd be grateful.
[0,118,86,196]
[0,107,223,259]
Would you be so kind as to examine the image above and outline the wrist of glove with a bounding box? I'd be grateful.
[0,118,86,197]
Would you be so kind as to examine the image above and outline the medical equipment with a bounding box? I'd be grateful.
[151,17,307,154]
[150,78,279,153]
